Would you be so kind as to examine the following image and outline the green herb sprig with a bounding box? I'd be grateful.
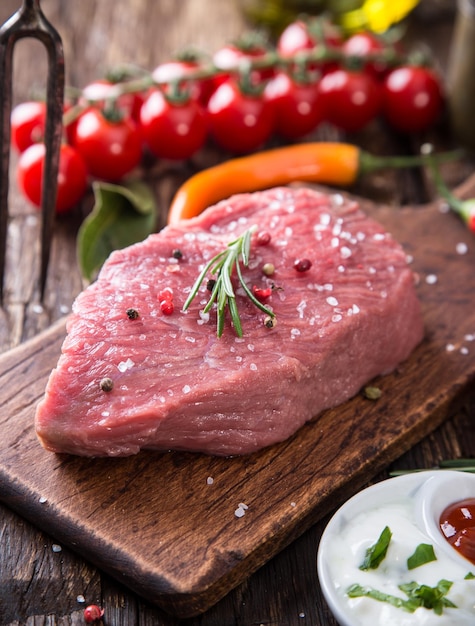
[182,225,276,337]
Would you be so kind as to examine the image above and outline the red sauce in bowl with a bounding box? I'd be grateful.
[440,497,475,565]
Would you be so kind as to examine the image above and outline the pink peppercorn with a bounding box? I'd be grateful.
[294,258,312,272]
[158,288,173,301]
[256,230,271,245]
[252,285,272,300]
[83,604,104,623]
[160,299,174,315]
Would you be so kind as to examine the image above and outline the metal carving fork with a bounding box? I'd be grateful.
[0,0,64,303]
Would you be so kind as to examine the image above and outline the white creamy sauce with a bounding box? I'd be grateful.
[326,499,475,625]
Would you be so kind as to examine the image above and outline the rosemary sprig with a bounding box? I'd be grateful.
[182,225,276,337]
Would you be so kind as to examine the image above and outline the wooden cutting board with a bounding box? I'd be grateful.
[1,180,475,618]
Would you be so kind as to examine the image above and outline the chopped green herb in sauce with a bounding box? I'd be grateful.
[359,526,392,571]
[347,579,456,615]
[407,543,437,570]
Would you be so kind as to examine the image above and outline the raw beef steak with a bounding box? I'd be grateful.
[35,187,424,457]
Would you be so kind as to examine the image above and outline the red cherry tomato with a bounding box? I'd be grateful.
[277,19,342,74]
[382,65,444,133]
[318,68,382,133]
[81,79,146,122]
[71,108,142,181]
[212,41,273,86]
[17,143,88,214]
[277,21,315,57]
[152,59,219,106]
[264,72,324,140]
[206,79,275,154]
[10,101,46,153]
[139,89,207,160]
[342,32,390,79]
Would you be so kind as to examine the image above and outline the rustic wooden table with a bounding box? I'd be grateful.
[0,1,474,625]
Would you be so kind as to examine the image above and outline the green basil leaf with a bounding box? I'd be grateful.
[347,579,457,616]
[347,584,419,613]
[359,526,392,571]
[407,543,437,570]
[77,180,157,282]
[464,571,475,579]
[399,579,456,614]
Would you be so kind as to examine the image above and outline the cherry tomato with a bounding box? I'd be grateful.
[81,79,146,122]
[10,101,46,153]
[206,79,275,154]
[17,143,88,214]
[277,21,315,57]
[212,40,274,86]
[277,19,342,74]
[139,89,207,160]
[264,71,324,140]
[382,65,444,133]
[342,32,390,79]
[318,68,382,133]
[71,108,142,181]
[152,58,219,106]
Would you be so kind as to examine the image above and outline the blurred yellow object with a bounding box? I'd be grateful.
[340,0,420,32]
[240,0,420,35]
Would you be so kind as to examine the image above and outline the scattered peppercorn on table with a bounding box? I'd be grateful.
[0,1,474,625]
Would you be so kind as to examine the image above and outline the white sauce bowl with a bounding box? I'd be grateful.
[317,471,475,626]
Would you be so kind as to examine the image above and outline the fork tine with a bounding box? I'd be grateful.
[0,0,64,304]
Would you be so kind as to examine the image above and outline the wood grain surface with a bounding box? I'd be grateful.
[1,1,474,624]
[2,181,475,618]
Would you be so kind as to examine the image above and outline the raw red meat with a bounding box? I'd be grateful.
[35,187,424,456]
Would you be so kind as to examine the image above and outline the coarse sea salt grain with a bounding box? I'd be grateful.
[446,343,456,352]
[207,476,214,485]
[118,358,134,372]
[296,300,307,318]
[340,246,352,259]
[52,544,62,553]
[326,296,338,306]
[77,595,86,604]
[425,274,438,285]
[182,385,191,394]
[234,503,249,518]
[39,496,47,504]
[460,346,469,355]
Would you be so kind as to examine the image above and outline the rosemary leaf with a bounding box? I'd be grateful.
[235,260,276,316]
[228,295,243,337]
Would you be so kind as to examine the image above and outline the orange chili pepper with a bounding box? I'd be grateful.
[167,142,462,224]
